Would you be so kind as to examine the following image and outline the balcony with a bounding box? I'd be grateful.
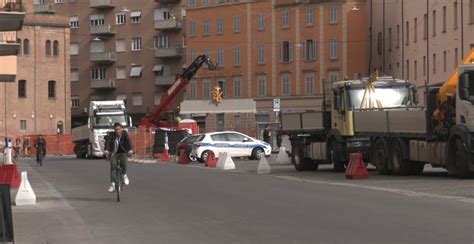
[155,75,175,86]
[33,4,55,14]
[0,55,17,82]
[90,52,116,63]
[90,25,115,35]
[0,31,19,56]
[155,47,183,58]
[0,0,25,32]
[155,0,179,3]
[91,78,116,89]
[154,19,181,30]
[90,0,115,8]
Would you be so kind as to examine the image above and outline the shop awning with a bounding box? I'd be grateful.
[180,99,257,114]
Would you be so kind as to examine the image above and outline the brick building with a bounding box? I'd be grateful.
[183,0,368,137]
[369,0,474,95]
[0,6,71,137]
[36,0,186,127]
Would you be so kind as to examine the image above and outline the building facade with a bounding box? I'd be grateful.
[184,0,368,137]
[369,0,474,93]
[0,5,71,137]
[36,0,185,127]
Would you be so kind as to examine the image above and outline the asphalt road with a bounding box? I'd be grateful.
[12,157,474,244]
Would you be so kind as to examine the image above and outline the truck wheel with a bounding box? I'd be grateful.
[389,140,411,176]
[373,138,391,175]
[451,138,473,179]
[292,141,316,171]
[330,141,345,172]
[411,162,425,176]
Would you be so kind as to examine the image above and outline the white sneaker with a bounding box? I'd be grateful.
[123,174,130,185]
[108,183,115,193]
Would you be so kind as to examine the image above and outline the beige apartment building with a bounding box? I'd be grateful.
[0,0,71,137]
[370,0,474,94]
[35,0,185,127]
[183,0,368,137]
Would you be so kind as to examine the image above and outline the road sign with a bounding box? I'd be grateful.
[273,98,280,111]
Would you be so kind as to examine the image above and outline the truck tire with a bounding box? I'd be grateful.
[292,141,316,171]
[373,138,391,175]
[389,140,411,176]
[330,141,345,172]
[451,137,473,179]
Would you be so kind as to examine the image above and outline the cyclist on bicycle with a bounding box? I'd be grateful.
[104,122,133,193]
[34,135,46,165]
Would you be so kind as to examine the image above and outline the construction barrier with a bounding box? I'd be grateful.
[345,153,369,180]
[178,149,189,164]
[205,151,217,168]
[0,164,20,189]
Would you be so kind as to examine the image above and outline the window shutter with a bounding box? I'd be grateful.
[279,43,282,62]
[302,41,306,61]
[289,42,293,62]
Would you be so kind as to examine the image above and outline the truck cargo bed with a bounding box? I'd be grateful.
[281,111,328,133]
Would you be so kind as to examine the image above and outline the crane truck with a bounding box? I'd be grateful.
[282,50,474,178]
[72,100,132,158]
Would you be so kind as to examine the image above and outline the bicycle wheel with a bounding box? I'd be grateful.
[115,168,121,202]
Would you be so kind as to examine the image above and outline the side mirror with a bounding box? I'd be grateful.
[243,138,251,142]
[128,115,133,127]
[87,118,91,129]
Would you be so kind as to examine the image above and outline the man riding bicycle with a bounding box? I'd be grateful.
[104,122,133,193]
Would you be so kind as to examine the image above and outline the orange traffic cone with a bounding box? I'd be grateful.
[161,150,170,162]
[345,153,368,179]
[205,151,217,168]
[178,149,189,164]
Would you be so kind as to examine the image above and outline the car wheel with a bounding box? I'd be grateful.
[252,148,264,160]
[188,152,198,162]
[201,150,211,163]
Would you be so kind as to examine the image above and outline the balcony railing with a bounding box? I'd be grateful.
[154,19,181,30]
[0,0,23,12]
[90,0,115,8]
[155,0,179,3]
[90,25,115,35]
[0,31,19,56]
[155,46,183,58]
[91,78,116,89]
[155,75,175,86]
[0,0,25,32]
[90,52,116,63]
[33,4,55,14]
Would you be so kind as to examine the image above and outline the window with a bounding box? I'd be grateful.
[414,18,418,43]
[423,56,426,76]
[414,61,418,80]
[90,40,104,53]
[70,43,79,55]
[203,79,210,99]
[303,40,317,61]
[257,12,265,30]
[116,12,126,25]
[70,16,78,28]
[91,67,106,80]
[153,64,164,75]
[233,46,240,66]
[131,37,142,51]
[45,40,51,56]
[131,11,141,23]
[71,96,79,108]
[20,120,26,133]
[233,16,240,33]
[132,94,143,106]
[234,116,241,128]
[282,11,289,27]
[189,48,196,63]
[282,75,291,95]
[18,80,26,98]
[329,71,339,82]
[330,5,338,24]
[116,66,126,79]
[233,78,241,97]
[116,39,126,52]
[53,41,59,57]
[424,14,428,39]
[204,48,210,58]
[54,0,64,4]
[432,10,436,36]
[218,80,226,98]
[90,14,105,26]
[202,0,208,6]
[23,39,29,55]
[257,76,266,96]
[405,21,409,45]
[217,48,224,67]
[305,73,314,95]
[257,43,265,64]
[377,32,382,55]
[306,7,313,25]
[188,0,195,7]
[189,20,196,36]
[330,38,337,59]
[130,65,143,77]
[280,41,292,63]
[396,25,400,48]
[71,69,79,82]
[406,60,410,79]
[154,35,169,48]
[442,6,447,33]
[455,48,459,68]
[454,1,458,29]
[153,93,160,105]
[189,80,197,99]
[203,19,209,35]
[470,0,474,23]
[433,53,436,74]
[217,17,223,34]
[443,51,447,72]
[48,80,56,98]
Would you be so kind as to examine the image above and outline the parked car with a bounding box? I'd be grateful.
[177,134,204,162]
[191,131,272,162]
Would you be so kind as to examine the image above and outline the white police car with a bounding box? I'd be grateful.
[191,131,272,162]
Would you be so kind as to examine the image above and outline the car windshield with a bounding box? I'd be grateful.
[348,86,411,109]
[184,135,202,143]
[92,114,129,129]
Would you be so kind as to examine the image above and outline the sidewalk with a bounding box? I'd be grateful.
[11,158,96,243]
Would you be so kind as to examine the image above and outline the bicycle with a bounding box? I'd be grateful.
[115,163,125,202]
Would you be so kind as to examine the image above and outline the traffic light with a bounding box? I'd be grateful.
[212,85,223,104]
